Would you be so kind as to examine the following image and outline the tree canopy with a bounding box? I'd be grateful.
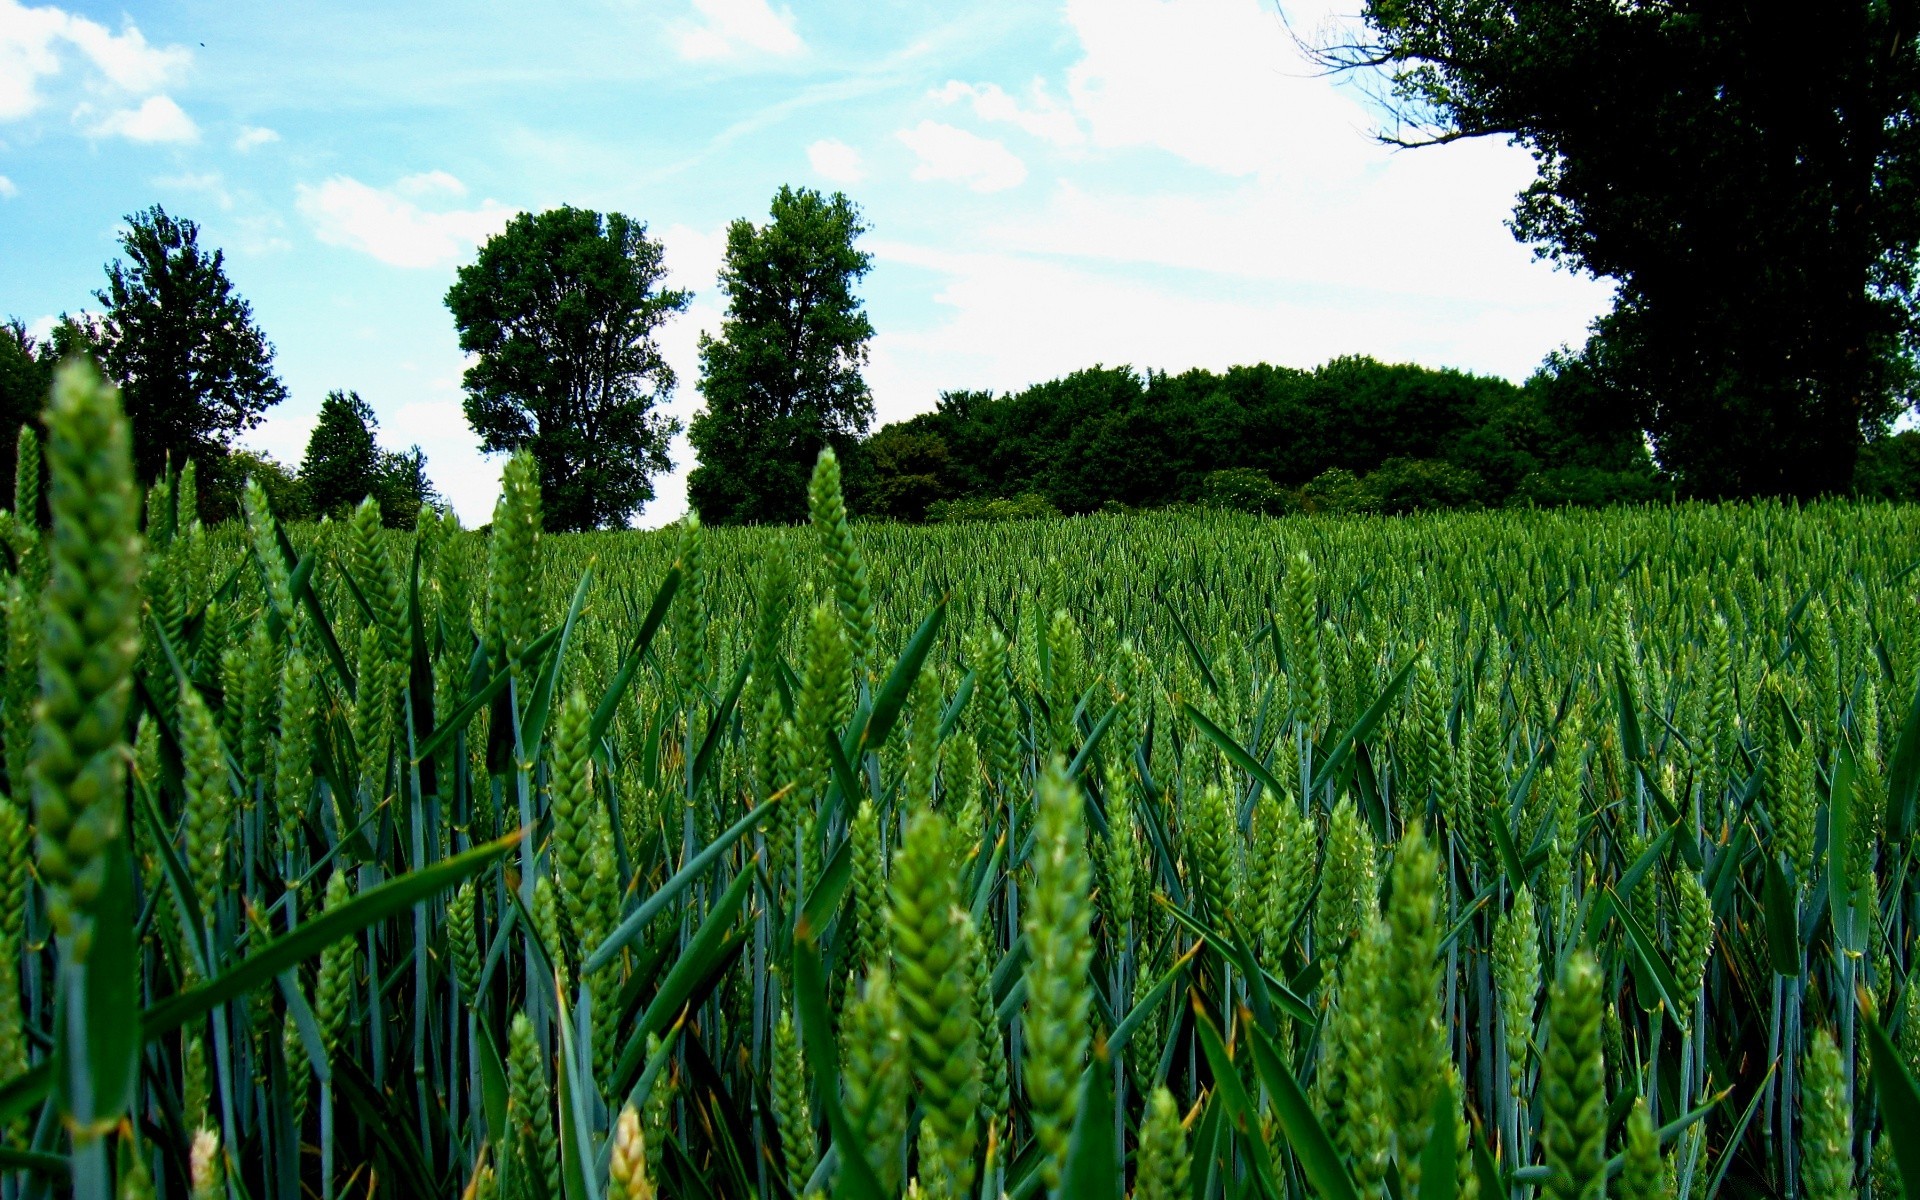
[1325,0,1920,498]
[446,206,689,531]
[687,186,874,524]
[857,356,1659,520]
[95,206,287,484]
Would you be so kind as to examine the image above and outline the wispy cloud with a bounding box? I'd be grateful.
[897,121,1026,192]
[296,173,515,268]
[806,138,864,183]
[673,0,804,61]
[233,125,279,152]
[83,94,198,143]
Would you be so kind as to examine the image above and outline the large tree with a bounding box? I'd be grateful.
[445,206,689,531]
[688,186,875,524]
[96,206,287,483]
[1326,1,1920,497]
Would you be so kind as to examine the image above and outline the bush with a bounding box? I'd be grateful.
[1200,467,1292,515]
[927,492,1061,523]
[1303,468,1372,514]
[1361,457,1484,514]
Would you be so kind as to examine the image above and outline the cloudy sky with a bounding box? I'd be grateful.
[0,0,1613,526]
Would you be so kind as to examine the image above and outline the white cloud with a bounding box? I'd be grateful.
[85,94,198,143]
[396,169,467,198]
[933,80,1083,148]
[897,121,1027,192]
[154,170,231,208]
[1061,0,1372,179]
[673,0,804,61]
[860,239,1607,431]
[0,175,16,199]
[295,173,516,269]
[806,138,865,183]
[233,125,279,152]
[0,0,190,122]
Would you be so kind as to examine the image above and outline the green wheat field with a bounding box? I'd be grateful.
[7,361,1920,1200]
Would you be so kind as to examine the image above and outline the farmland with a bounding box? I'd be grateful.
[9,364,1920,1198]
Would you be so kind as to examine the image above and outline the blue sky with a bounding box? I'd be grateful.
[0,0,1614,526]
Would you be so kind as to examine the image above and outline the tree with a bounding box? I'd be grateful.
[95,206,287,483]
[1323,1,1920,498]
[446,206,689,531]
[0,321,52,497]
[687,186,874,524]
[374,445,441,526]
[301,390,380,519]
[300,389,440,526]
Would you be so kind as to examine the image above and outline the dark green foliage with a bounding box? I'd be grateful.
[299,390,439,527]
[446,206,689,531]
[94,206,287,484]
[864,356,1654,518]
[0,322,51,505]
[1333,0,1920,498]
[1855,430,1920,501]
[301,390,379,519]
[688,186,874,525]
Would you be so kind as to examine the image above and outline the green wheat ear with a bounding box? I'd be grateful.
[507,1010,559,1200]
[30,359,143,959]
[890,808,981,1194]
[485,449,542,679]
[1492,886,1541,1098]
[1543,950,1605,1200]
[840,966,910,1195]
[1617,1097,1665,1200]
[1022,758,1094,1188]
[1800,1027,1853,1200]
[809,447,874,675]
[1134,1086,1191,1200]
[771,1007,817,1198]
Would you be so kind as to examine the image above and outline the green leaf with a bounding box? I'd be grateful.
[1184,702,1288,800]
[553,973,602,1200]
[1827,741,1866,954]
[613,860,757,1092]
[1867,1006,1920,1200]
[1310,657,1417,796]
[590,565,681,745]
[687,654,751,801]
[1110,948,1196,1057]
[1888,669,1920,846]
[1762,853,1803,978]
[586,798,772,974]
[520,565,594,753]
[1418,1088,1457,1200]
[80,838,140,1121]
[790,922,888,1200]
[1243,1020,1360,1200]
[851,597,947,756]
[477,1022,510,1144]
[1615,664,1645,765]
[1610,887,1687,1018]
[1190,1003,1284,1200]
[144,831,520,1038]
[1158,899,1314,1025]
[1056,1058,1120,1200]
